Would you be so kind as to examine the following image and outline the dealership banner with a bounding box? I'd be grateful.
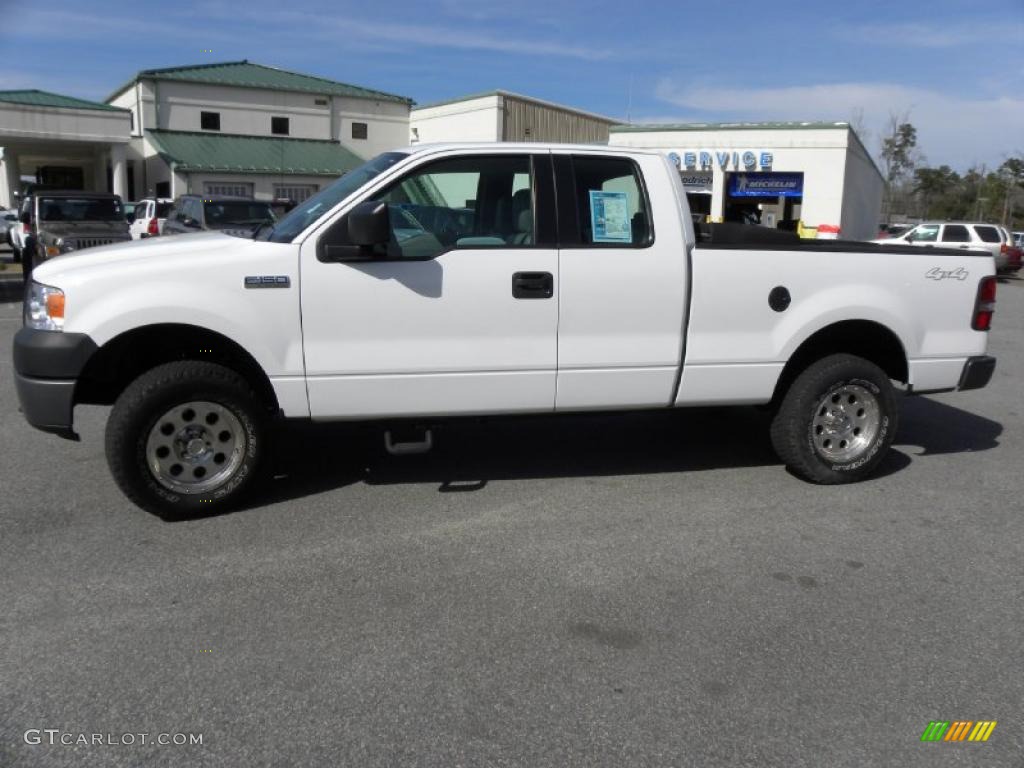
[728,172,803,198]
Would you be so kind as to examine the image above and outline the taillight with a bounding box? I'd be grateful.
[972,276,997,331]
[147,217,159,236]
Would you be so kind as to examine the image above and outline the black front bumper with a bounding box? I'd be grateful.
[13,327,98,440]
[958,355,996,391]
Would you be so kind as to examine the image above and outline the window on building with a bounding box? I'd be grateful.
[941,224,970,243]
[273,184,319,203]
[351,122,368,140]
[271,116,290,136]
[200,111,221,131]
[204,182,254,198]
[570,156,652,247]
[318,154,535,260]
[155,181,171,198]
[130,111,135,133]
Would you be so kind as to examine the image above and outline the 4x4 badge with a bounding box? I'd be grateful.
[925,267,968,281]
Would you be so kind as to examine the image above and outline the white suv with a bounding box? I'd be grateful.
[129,197,174,239]
[873,221,1014,273]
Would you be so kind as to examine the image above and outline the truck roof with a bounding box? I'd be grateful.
[404,142,666,157]
[34,191,122,199]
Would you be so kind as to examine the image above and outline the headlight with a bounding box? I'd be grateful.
[56,237,75,253]
[25,282,65,331]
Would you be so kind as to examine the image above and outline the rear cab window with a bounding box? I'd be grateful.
[566,155,652,247]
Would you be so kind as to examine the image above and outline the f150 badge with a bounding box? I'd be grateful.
[244,275,290,288]
[925,267,968,281]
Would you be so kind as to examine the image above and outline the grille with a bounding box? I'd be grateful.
[73,238,120,250]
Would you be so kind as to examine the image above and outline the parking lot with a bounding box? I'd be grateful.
[1,243,1021,766]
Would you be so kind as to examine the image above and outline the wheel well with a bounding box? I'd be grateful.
[76,324,280,413]
[771,320,908,404]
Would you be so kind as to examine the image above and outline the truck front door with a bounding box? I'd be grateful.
[301,151,559,419]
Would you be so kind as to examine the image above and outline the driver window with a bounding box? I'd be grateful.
[321,155,534,260]
[907,224,938,242]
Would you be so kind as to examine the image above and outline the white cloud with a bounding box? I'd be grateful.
[842,21,1024,48]
[653,79,1024,169]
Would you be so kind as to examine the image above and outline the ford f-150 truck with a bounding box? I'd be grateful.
[13,144,997,515]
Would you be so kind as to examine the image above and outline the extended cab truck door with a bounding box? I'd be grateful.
[553,152,690,409]
[300,151,560,419]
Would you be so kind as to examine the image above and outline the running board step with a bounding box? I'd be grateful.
[384,428,433,456]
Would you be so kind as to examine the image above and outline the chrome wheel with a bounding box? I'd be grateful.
[145,401,246,494]
[810,383,881,463]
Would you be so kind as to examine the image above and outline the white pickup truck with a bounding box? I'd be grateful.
[13,143,997,515]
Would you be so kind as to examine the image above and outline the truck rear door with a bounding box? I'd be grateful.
[553,152,690,409]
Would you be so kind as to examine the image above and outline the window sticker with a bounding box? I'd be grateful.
[589,190,631,243]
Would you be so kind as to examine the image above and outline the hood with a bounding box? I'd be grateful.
[32,230,262,286]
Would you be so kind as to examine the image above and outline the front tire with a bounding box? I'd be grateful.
[770,354,898,484]
[105,361,266,516]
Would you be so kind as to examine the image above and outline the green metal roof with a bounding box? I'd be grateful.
[0,89,128,113]
[107,60,412,105]
[610,121,852,133]
[146,130,365,176]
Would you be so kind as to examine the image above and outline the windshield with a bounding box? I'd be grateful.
[204,201,276,227]
[155,202,173,218]
[265,151,408,242]
[38,197,123,222]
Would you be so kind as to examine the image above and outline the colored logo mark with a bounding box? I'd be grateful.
[920,721,996,742]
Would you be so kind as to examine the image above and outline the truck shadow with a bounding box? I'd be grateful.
[199,394,1002,519]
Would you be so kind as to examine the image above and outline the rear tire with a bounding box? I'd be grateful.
[105,361,266,516]
[770,353,898,484]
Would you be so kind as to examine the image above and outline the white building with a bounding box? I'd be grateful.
[0,90,132,208]
[609,122,884,240]
[411,90,616,146]
[105,60,413,202]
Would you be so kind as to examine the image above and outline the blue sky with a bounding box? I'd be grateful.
[1,0,1021,170]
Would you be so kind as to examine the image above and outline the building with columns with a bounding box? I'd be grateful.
[0,90,131,208]
[105,60,413,203]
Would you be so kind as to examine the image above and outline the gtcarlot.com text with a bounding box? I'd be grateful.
[24,729,203,747]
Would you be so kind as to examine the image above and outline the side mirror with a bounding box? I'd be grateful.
[347,201,390,246]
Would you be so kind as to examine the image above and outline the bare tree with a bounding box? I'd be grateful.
[879,111,920,222]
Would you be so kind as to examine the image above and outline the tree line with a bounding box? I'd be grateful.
[876,116,1022,229]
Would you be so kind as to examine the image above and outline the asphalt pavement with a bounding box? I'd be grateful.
[1,253,1021,767]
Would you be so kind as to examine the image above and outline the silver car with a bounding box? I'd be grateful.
[872,221,1012,273]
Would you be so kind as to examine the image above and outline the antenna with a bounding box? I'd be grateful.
[627,73,634,124]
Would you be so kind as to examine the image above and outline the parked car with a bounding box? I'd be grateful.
[23,192,131,276]
[1013,231,1023,248]
[872,221,1017,274]
[8,196,35,263]
[0,208,18,242]
[163,195,276,237]
[14,144,998,516]
[128,197,174,239]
